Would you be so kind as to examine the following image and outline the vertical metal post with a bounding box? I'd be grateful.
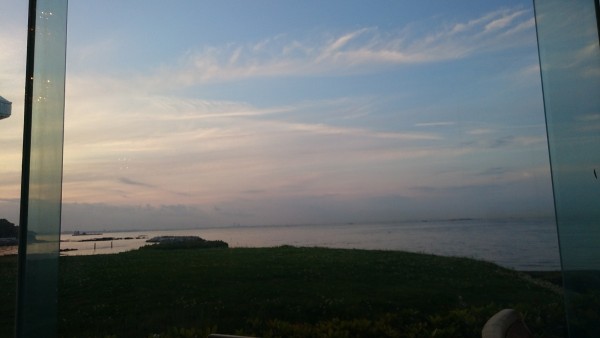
[16,0,38,335]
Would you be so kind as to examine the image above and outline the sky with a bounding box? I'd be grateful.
[0,1,556,231]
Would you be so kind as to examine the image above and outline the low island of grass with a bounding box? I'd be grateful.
[0,245,565,337]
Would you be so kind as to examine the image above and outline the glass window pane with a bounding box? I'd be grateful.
[16,0,68,337]
[534,0,600,336]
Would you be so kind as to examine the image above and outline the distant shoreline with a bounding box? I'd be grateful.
[0,238,17,247]
[2,219,561,270]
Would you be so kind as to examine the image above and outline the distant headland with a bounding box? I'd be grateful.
[0,219,18,246]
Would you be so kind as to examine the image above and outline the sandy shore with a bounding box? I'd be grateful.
[0,245,17,256]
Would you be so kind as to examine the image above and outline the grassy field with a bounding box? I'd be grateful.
[0,254,16,338]
[0,246,565,337]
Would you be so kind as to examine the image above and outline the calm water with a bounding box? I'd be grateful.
[52,218,560,271]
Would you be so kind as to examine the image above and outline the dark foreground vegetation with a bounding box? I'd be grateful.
[0,246,565,337]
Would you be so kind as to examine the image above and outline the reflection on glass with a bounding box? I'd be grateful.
[534,0,600,336]
[16,0,68,337]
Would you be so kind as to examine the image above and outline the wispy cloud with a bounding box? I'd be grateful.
[577,114,600,122]
[575,113,600,132]
[467,128,494,135]
[61,83,451,206]
[144,7,535,87]
[415,122,456,127]
[485,9,527,32]
[119,177,155,188]
[282,121,440,141]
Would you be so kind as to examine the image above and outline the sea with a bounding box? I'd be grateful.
[2,218,561,271]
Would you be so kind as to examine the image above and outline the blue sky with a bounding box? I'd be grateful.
[0,1,555,230]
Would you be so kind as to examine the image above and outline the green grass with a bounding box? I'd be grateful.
[0,247,566,337]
